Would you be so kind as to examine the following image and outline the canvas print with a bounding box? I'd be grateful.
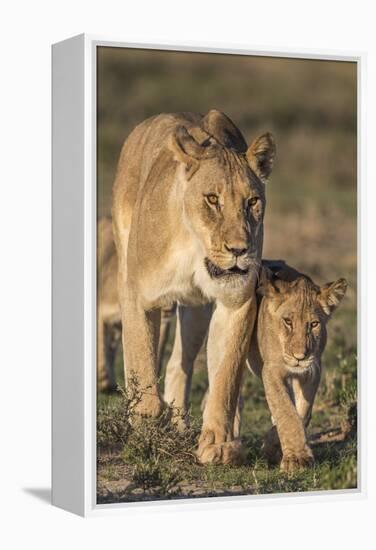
[96,47,357,504]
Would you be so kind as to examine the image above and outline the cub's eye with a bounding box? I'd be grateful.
[248,197,259,208]
[283,317,293,327]
[311,321,320,328]
[205,194,219,206]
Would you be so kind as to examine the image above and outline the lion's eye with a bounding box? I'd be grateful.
[283,317,293,327]
[206,194,219,206]
[248,197,259,208]
[311,321,320,328]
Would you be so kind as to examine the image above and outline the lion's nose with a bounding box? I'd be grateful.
[293,351,306,361]
[224,244,248,257]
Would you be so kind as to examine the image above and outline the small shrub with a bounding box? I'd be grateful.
[98,378,201,496]
[97,375,142,452]
[122,406,200,495]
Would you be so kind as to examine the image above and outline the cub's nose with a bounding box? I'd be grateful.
[293,352,307,361]
[224,244,248,257]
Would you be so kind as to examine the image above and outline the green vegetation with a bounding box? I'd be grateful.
[97,49,357,502]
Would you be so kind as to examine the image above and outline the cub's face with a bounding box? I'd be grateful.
[261,274,347,373]
[275,284,328,372]
[169,124,275,287]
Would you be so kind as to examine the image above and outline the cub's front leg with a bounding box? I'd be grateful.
[291,367,321,429]
[262,365,314,472]
[197,298,256,465]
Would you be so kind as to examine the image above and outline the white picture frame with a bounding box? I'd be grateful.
[52,34,365,517]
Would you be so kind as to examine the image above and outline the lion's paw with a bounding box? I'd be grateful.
[262,426,282,465]
[280,447,314,473]
[97,377,117,394]
[134,393,165,419]
[196,432,244,465]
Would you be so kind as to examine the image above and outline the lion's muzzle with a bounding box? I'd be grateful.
[204,257,252,279]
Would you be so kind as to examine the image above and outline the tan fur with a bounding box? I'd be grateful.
[248,261,347,471]
[112,110,275,464]
[164,303,212,430]
[97,217,121,392]
[97,217,175,392]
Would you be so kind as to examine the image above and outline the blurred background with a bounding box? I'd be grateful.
[97,47,357,497]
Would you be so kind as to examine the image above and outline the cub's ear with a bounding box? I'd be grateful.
[169,126,216,179]
[318,278,348,316]
[256,266,279,297]
[246,132,276,182]
[257,265,293,298]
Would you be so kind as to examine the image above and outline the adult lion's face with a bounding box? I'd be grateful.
[169,118,276,284]
[185,155,265,280]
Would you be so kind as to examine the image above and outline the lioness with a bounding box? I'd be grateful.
[112,110,275,464]
[248,261,348,471]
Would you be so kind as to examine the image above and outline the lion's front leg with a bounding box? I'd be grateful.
[164,304,212,429]
[97,309,111,392]
[262,366,314,472]
[122,288,164,418]
[197,299,256,465]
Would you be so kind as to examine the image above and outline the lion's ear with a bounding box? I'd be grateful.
[201,109,248,152]
[318,278,348,316]
[169,126,215,179]
[246,132,276,182]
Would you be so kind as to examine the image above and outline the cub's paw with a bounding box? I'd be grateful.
[280,447,314,473]
[196,431,244,465]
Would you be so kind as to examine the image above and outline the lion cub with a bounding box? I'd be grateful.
[247,261,347,472]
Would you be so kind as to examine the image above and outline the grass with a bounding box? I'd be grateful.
[97,329,357,503]
[96,49,357,503]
